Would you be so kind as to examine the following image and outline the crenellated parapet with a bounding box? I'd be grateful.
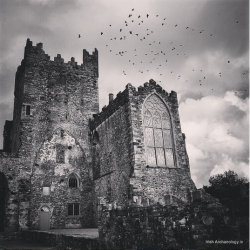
[23,38,98,74]
[83,48,98,77]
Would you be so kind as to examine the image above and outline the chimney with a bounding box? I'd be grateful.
[109,93,114,103]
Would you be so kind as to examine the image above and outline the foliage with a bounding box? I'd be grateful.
[204,170,249,217]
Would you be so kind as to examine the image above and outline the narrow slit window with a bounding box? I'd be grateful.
[26,105,31,115]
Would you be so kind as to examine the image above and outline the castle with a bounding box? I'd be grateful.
[0,39,196,232]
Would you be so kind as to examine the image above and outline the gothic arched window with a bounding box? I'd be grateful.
[143,94,175,167]
[68,174,79,188]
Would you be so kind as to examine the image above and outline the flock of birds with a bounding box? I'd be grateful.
[77,9,247,94]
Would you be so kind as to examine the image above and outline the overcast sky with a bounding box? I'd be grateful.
[0,0,248,187]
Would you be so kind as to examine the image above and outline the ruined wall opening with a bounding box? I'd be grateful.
[56,144,65,163]
[0,172,8,232]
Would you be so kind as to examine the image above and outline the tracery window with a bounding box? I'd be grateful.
[143,94,175,167]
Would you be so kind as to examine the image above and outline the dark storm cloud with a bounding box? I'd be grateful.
[153,0,249,58]
[0,0,80,50]
[196,0,248,57]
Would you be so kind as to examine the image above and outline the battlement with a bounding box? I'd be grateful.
[90,86,129,129]
[90,79,178,130]
[23,38,98,74]
[82,48,98,77]
[137,79,177,100]
[83,48,98,63]
[24,38,50,60]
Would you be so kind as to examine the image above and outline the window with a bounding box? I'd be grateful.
[26,105,31,115]
[67,203,80,216]
[56,145,65,163]
[143,94,175,167]
[22,104,31,117]
[68,174,78,188]
[43,187,50,195]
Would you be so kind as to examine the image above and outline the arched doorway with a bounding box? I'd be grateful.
[39,206,50,230]
[0,172,8,232]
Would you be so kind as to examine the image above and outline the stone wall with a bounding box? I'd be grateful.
[98,190,248,250]
[91,85,134,214]
[127,79,196,204]
[0,153,31,232]
[30,128,94,229]
[3,121,13,152]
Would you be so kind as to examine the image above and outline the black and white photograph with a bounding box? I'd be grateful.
[0,0,249,249]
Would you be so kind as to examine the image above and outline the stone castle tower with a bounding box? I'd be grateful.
[0,39,195,232]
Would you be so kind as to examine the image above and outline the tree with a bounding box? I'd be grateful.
[204,170,249,218]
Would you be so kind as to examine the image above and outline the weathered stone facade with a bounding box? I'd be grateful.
[90,80,196,210]
[1,39,98,231]
[0,39,196,234]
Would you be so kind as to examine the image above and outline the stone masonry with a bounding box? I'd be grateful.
[1,39,98,231]
[90,80,196,211]
[0,39,196,234]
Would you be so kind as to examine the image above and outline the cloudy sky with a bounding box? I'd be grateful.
[0,0,248,187]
